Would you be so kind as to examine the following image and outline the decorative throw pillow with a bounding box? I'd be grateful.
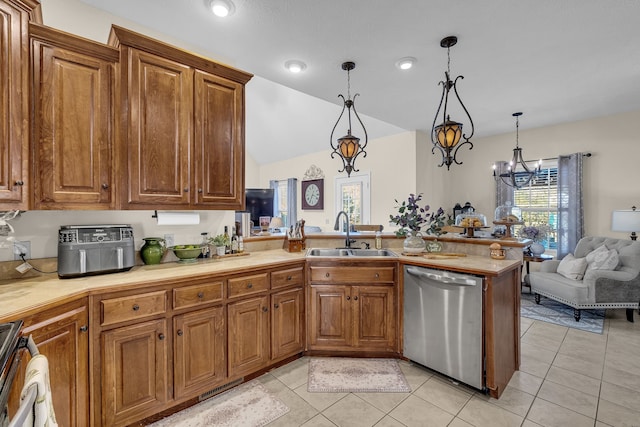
[585,244,620,271]
[557,253,588,280]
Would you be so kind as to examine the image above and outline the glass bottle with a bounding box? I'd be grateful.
[375,231,382,250]
[200,232,210,258]
[231,234,238,254]
[224,226,231,254]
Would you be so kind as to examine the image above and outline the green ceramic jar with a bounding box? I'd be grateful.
[140,237,166,265]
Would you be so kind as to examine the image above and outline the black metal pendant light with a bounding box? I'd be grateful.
[330,61,368,177]
[494,112,541,188]
[431,36,474,169]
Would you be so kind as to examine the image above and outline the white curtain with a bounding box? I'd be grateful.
[557,153,584,259]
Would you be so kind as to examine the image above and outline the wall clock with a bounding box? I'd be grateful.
[301,179,324,210]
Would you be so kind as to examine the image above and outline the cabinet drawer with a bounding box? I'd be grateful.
[173,281,224,310]
[101,290,167,326]
[271,267,304,289]
[228,273,269,299]
[310,267,395,284]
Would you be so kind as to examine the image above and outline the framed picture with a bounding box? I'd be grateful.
[301,179,324,210]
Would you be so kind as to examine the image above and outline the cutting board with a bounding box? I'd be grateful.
[423,253,467,260]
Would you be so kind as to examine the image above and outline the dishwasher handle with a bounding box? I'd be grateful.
[406,267,478,286]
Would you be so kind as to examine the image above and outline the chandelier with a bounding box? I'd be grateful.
[494,112,541,188]
[431,36,474,169]
[330,61,368,177]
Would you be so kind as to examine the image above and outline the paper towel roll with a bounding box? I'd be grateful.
[155,212,200,225]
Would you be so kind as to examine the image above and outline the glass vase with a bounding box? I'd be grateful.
[403,231,426,254]
[530,242,545,256]
[140,237,166,265]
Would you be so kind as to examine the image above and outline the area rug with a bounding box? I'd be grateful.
[521,292,605,334]
[148,380,289,427]
[307,357,411,393]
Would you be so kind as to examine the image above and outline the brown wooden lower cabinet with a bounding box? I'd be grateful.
[308,284,396,352]
[227,295,269,378]
[7,298,89,427]
[174,305,226,399]
[101,318,169,427]
[271,286,304,360]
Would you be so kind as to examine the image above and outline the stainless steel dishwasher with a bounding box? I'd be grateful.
[403,265,484,390]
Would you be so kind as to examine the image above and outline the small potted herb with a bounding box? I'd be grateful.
[210,234,230,256]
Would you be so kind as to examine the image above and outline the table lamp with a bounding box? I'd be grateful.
[611,206,640,240]
[269,217,284,234]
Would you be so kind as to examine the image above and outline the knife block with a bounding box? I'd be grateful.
[284,237,305,252]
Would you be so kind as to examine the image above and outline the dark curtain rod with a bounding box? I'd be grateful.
[531,152,592,162]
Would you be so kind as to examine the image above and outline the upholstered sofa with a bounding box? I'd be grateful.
[529,236,640,322]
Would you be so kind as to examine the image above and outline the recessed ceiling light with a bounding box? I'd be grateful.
[209,0,235,17]
[284,60,307,73]
[395,57,416,70]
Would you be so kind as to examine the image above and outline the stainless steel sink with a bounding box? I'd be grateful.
[306,248,397,257]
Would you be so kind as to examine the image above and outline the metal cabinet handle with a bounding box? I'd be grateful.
[247,283,253,289]
[262,306,268,312]
[197,292,204,299]
[198,188,203,193]
[325,273,330,278]
[354,296,358,301]
[374,273,380,278]
[177,329,183,336]
[286,275,292,280]
[101,183,109,189]
[274,303,280,309]
[158,333,165,340]
[79,325,88,333]
[184,188,189,193]
[346,296,351,301]
[132,304,140,311]
[14,180,24,186]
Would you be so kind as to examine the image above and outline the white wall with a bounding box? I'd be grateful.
[258,132,417,231]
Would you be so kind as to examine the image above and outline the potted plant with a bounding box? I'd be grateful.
[210,234,230,256]
[390,193,445,254]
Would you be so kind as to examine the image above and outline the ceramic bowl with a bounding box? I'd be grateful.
[169,245,204,263]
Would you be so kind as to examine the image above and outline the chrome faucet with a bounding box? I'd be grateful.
[334,211,355,248]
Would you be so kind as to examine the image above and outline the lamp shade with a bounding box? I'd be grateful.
[435,119,462,148]
[338,135,360,160]
[612,209,640,232]
[269,216,284,230]
[612,207,640,240]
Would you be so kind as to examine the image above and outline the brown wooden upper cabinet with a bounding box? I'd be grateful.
[30,23,119,209]
[109,26,252,210]
[0,0,40,210]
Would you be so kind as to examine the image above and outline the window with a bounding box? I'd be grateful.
[276,180,289,226]
[334,173,370,231]
[513,160,558,249]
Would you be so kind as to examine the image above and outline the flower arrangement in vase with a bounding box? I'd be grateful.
[518,223,550,255]
[389,193,451,254]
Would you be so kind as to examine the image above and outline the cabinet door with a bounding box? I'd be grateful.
[353,286,396,351]
[123,49,193,207]
[0,0,31,208]
[174,306,226,399]
[31,25,117,209]
[308,285,351,349]
[102,319,169,427]
[227,295,269,378]
[193,69,244,209]
[271,287,304,360]
[8,300,89,427]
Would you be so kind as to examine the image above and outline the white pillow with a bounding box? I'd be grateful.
[585,244,620,271]
[557,253,588,280]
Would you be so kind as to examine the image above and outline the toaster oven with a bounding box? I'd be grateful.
[57,225,135,278]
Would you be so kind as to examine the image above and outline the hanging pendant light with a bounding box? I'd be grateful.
[493,112,541,188]
[330,61,368,177]
[431,36,474,169]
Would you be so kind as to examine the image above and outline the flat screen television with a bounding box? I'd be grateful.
[243,188,275,229]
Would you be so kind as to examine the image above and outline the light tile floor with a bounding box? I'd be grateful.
[256,309,640,427]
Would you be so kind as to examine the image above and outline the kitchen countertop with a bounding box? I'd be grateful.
[0,248,520,320]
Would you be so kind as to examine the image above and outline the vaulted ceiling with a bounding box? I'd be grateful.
[76,0,640,165]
